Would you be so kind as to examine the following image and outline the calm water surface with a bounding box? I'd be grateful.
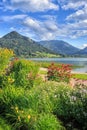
[29,58,87,73]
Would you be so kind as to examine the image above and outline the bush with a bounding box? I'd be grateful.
[0,83,66,130]
[5,108,36,130]
[53,84,87,130]
[0,86,37,129]
[0,48,14,75]
[0,117,12,130]
[34,113,65,130]
[0,86,31,117]
[27,81,71,114]
[47,63,72,83]
[10,59,39,88]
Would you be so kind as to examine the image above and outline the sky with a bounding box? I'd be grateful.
[0,0,87,49]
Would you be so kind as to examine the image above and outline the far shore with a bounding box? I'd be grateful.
[71,71,87,74]
[40,67,87,74]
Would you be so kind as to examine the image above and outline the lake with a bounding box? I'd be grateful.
[29,57,87,73]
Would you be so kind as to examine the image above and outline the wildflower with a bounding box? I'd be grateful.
[21,111,24,113]
[15,106,18,110]
[18,116,21,121]
[16,110,18,113]
[28,115,31,120]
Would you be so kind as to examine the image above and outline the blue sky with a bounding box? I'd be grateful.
[0,0,87,49]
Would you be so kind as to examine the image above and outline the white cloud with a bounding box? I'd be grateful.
[62,1,85,10]
[83,44,87,48]
[10,27,16,30]
[4,0,58,12]
[64,1,87,39]
[22,16,60,40]
[1,14,27,22]
[58,0,86,10]
[66,7,87,21]
[21,14,87,40]
[81,44,87,49]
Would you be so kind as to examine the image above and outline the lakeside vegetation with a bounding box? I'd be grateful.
[0,48,87,130]
[35,61,83,70]
[73,73,87,80]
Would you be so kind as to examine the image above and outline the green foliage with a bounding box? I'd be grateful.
[10,59,40,88]
[0,117,12,130]
[0,48,14,75]
[34,113,65,130]
[53,84,87,130]
[73,73,87,80]
[35,51,60,58]
[5,107,36,130]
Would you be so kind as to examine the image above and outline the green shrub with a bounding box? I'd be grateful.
[0,48,14,75]
[34,113,65,130]
[0,86,37,129]
[0,86,30,116]
[5,108,36,130]
[0,117,12,130]
[10,59,39,88]
[53,84,87,130]
[0,75,8,88]
[26,81,71,114]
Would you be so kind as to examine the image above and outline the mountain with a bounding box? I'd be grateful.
[74,47,87,56]
[38,40,80,55]
[0,31,56,57]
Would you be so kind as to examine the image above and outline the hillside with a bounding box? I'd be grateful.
[74,47,87,56]
[39,40,80,55]
[0,31,56,57]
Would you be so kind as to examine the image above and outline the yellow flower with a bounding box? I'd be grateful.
[18,116,21,121]
[16,110,18,113]
[15,106,18,110]
[28,115,31,120]
[8,78,14,83]
[8,77,11,81]
[21,111,24,113]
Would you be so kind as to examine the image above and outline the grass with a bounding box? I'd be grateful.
[39,68,47,75]
[73,73,87,80]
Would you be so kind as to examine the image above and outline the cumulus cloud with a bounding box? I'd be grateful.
[63,0,87,40]
[21,14,87,40]
[23,16,59,40]
[3,0,58,12]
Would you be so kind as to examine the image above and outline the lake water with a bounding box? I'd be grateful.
[29,57,87,73]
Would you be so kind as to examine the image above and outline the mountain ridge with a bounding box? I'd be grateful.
[0,31,56,57]
[74,47,87,56]
[38,40,80,55]
[0,31,87,57]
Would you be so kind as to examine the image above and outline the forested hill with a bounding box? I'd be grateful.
[0,31,56,57]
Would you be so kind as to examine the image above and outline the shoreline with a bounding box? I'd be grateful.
[71,71,87,74]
